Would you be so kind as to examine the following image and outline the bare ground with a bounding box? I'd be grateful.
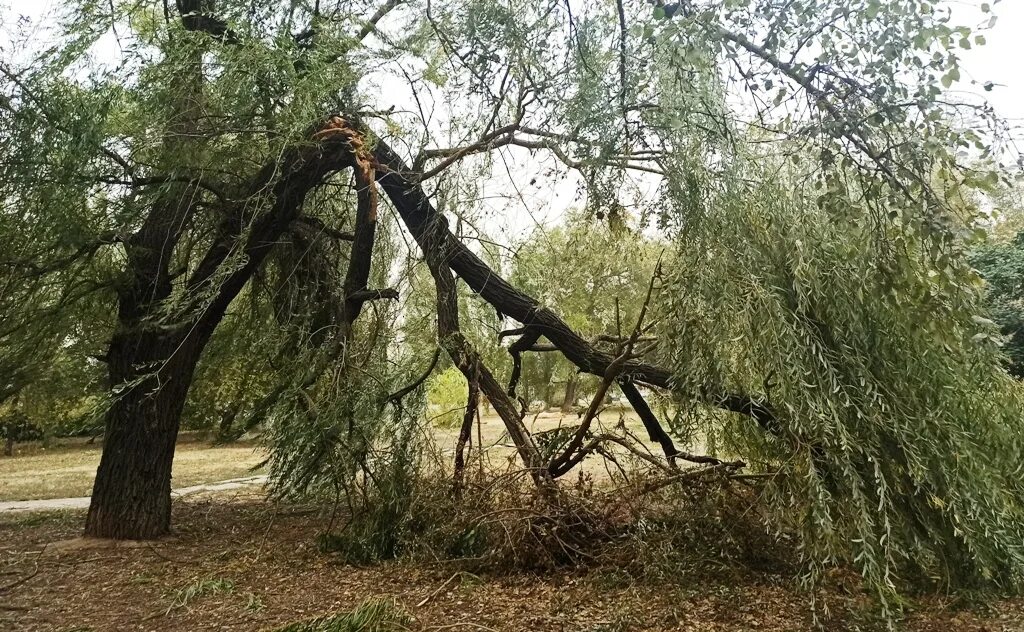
[2,491,1023,632]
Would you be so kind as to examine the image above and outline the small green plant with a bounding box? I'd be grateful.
[165,577,235,614]
[274,597,412,631]
[128,572,156,585]
[244,591,265,613]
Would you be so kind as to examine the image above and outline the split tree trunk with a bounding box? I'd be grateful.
[84,113,361,538]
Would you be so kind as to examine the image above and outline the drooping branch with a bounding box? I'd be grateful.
[416,197,545,478]
[712,25,916,203]
[618,381,677,464]
[505,328,542,397]
[346,288,399,303]
[453,360,479,495]
[369,133,777,429]
[383,347,441,411]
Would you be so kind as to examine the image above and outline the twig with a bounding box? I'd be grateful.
[382,348,441,410]
[548,261,662,477]
[416,572,461,607]
[0,564,38,594]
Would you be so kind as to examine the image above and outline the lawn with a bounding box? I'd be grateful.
[0,408,666,502]
[0,438,267,501]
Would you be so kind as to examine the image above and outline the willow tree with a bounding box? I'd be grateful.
[1,0,1022,608]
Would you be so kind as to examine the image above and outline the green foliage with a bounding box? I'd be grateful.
[0,408,43,446]
[970,231,1024,377]
[314,421,423,564]
[510,212,663,406]
[426,366,467,428]
[274,598,411,632]
[660,151,1024,614]
[165,577,235,614]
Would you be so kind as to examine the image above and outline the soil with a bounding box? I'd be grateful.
[2,490,1023,632]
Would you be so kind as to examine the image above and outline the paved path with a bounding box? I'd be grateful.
[0,475,268,513]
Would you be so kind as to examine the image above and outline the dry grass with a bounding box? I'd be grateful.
[0,439,266,501]
[0,407,677,502]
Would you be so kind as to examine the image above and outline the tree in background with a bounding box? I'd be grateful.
[510,211,662,410]
[972,234,1024,377]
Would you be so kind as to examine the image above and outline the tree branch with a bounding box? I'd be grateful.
[369,130,777,431]
[383,347,441,410]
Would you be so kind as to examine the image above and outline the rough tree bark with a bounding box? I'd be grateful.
[420,208,546,478]
[85,115,363,539]
[85,26,207,538]
[561,374,578,413]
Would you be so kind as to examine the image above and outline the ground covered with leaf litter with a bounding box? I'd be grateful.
[2,491,1023,632]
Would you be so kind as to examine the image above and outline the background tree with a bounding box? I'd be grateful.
[509,212,662,410]
[971,230,1024,377]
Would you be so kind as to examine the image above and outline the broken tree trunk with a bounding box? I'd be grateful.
[370,136,776,432]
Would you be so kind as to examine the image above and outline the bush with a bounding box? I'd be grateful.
[425,366,467,428]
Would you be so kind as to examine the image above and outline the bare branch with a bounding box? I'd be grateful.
[383,347,441,411]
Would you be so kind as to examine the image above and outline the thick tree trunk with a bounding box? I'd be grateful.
[216,403,241,442]
[85,14,206,539]
[85,333,202,539]
[84,118,358,539]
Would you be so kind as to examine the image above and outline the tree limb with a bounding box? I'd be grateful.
[382,347,441,410]
[369,130,778,431]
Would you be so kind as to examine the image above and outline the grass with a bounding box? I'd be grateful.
[274,598,412,632]
[166,576,236,614]
[0,439,266,501]
[0,406,673,502]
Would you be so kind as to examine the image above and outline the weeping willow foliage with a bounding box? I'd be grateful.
[659,152,1024,610]
[255,210,419,503]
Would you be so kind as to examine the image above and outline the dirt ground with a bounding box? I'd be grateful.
[2,491,1023,632]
